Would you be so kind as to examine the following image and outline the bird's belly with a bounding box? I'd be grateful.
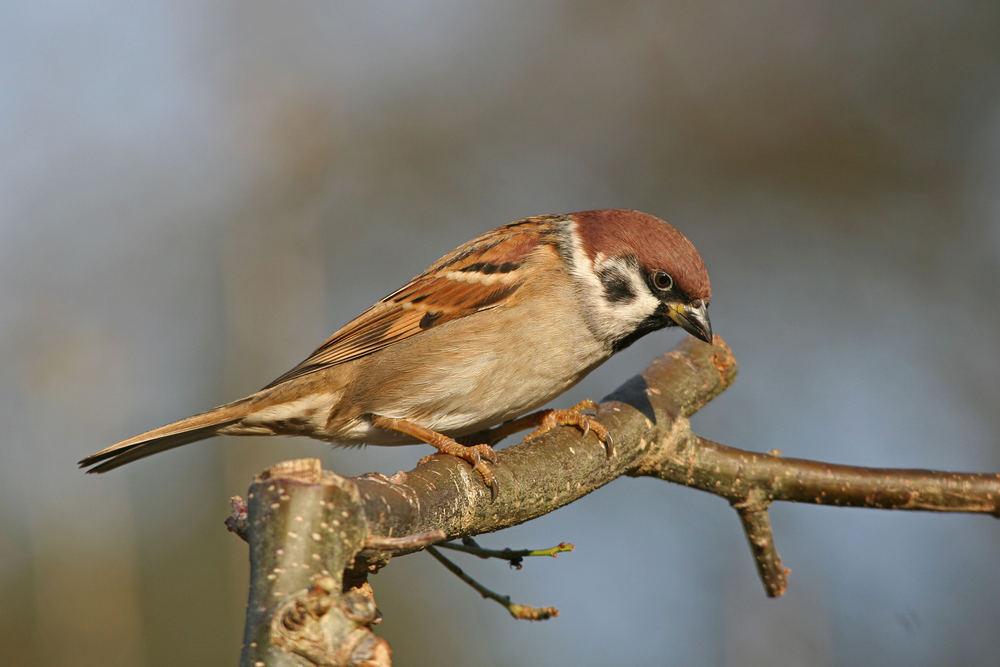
[338,339,608,445]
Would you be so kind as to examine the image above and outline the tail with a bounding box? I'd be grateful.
[79,397,256,473]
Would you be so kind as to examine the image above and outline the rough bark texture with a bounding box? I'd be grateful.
[237,336,1000,665]
[240,459,391,667]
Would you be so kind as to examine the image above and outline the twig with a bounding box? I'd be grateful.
[225,495,249,542]
[425,546,559,621]
[436,537,574,568]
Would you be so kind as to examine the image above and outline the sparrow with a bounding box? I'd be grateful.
[80,209,712,497]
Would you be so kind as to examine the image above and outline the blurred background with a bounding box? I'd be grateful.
[3,1,999,665]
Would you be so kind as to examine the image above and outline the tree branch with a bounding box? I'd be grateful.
[237,336,1000,664]
[634,435,1000,515]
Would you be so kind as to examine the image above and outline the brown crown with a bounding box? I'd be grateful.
[571,209,711,301]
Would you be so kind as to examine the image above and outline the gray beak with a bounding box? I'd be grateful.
[668,300,713,343]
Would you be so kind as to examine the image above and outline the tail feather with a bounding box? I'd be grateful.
[79,398,253,473]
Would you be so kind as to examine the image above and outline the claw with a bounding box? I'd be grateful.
[600,432,614,457]
[468,454,498,499]
[449,444,499,498]
[473,444,499,464]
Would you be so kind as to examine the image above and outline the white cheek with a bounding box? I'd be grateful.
[611,276,659,327]
[566,227,660,343]
[593,269,659,341]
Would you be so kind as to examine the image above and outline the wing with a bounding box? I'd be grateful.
[262,216,564,389]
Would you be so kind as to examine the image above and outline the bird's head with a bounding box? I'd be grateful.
[567,209,712,351]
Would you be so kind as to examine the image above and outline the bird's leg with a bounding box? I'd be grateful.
[370,415,499,498]
[486,399,614,456]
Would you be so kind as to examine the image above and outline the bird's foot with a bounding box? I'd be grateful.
[418,440,499,499]
[371,414,499,499]
[521,399,614,456]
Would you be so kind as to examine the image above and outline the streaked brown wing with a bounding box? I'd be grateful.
[262,218,561,389]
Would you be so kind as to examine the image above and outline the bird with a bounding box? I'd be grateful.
[79,209,713,497]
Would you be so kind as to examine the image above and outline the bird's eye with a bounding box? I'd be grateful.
[652,270,674,291]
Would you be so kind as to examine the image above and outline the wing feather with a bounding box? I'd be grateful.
[262,218,563,389]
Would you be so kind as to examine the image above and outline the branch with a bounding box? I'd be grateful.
[237,336,1000,664]
[633,435,1000,515]
[631,434,1000,595]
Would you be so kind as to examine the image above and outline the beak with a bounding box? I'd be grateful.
[668,300,713,343]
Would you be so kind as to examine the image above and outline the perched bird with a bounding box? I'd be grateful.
[80,209,712,496]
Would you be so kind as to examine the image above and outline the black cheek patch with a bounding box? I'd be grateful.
[598,267,635,303]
